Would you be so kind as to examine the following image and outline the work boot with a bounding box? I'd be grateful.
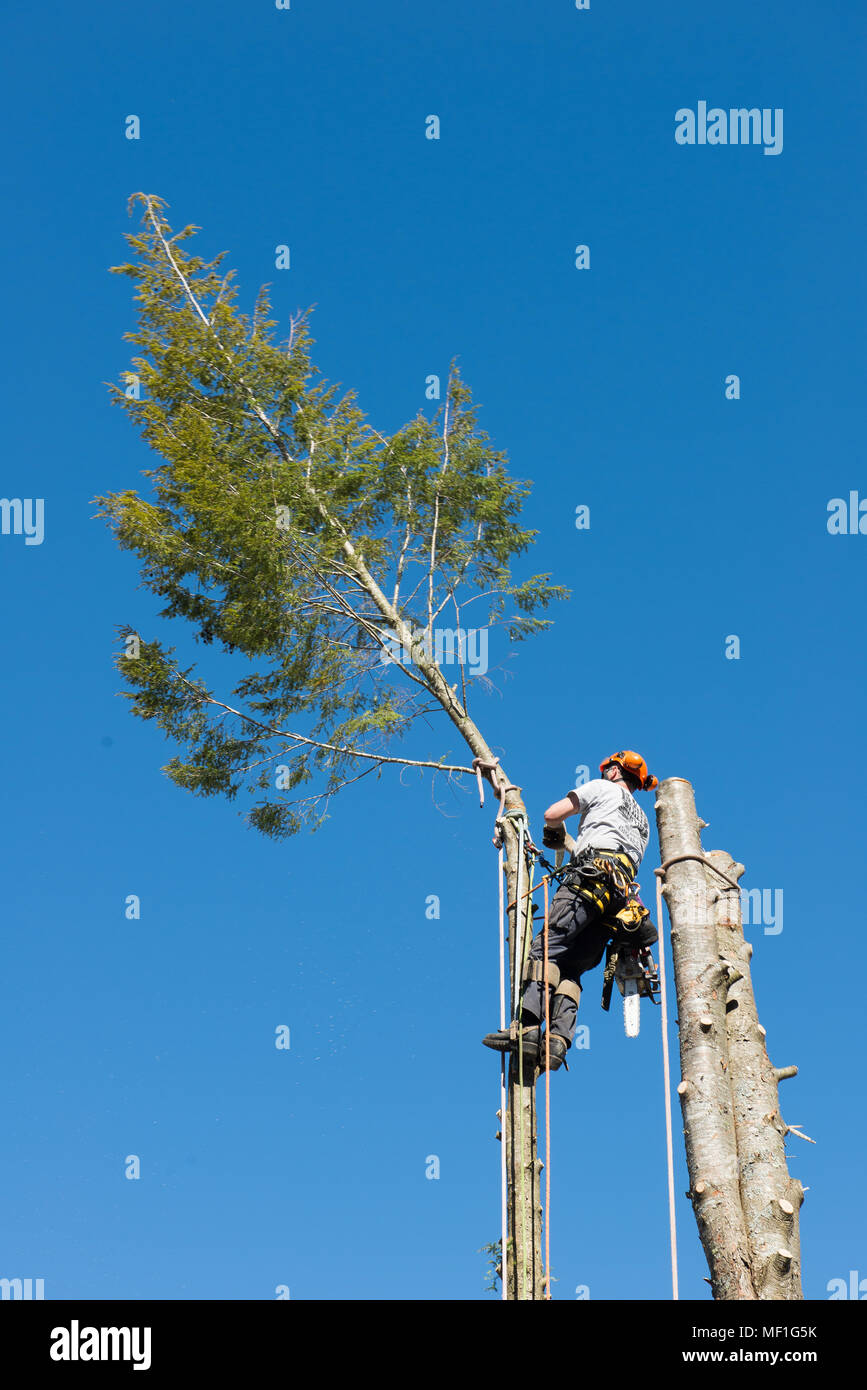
[539,1034,569,1072]
[482,1025,541,1064]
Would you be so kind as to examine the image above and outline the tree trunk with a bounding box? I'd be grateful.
[499,804,544,1299]
[655,778,805,1299]
[655,778,757,1299]
[705,849,805,1298]
[344,592,546,1295]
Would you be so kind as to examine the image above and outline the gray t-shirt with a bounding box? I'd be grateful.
[569,778,650,869]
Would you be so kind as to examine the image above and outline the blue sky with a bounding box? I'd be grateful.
[1,0,865,1300]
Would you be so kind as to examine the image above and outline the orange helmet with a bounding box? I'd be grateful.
[599,750,658,791]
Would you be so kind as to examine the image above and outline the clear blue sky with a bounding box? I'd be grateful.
[1,0,864,1300]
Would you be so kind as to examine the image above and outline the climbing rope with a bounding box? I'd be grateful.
[543,874,552,1301]
[513,818,526,1026]
[657,852,741,892]
[478,758,518,1297]
[514,817,527,1300]
[517,842,533,1300]
[498,846,507,1302]
[477,765,552,1301]
[497,804,538,1300]
[653,867,679,1301]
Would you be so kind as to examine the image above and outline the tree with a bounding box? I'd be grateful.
[96,193,567,1299]
[655,778,805,1298]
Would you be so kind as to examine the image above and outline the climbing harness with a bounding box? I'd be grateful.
[559,846,638,914]
[534,845,660,1034]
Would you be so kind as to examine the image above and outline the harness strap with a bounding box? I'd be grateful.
[561,849,637,915]
[525,959,561,989]
[552,978,582,1006]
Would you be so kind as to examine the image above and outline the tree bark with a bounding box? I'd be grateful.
[705,850,805,1298]
[655,778,806,1300]
[499,808,544,1300]
[369,620,544,1296]
[655,778,757,1299]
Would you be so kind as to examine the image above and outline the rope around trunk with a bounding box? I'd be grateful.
[655,852,742,892]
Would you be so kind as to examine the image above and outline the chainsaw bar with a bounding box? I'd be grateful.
[622,979,641,1037]
[615,946,659,1038]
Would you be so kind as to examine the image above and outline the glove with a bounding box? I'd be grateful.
[542,824,566,849]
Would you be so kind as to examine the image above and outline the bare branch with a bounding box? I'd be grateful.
[173,671,476,775]
[451,589,469,713]
[392,466,414,610]
[785,1125,817,1145]
[427,380,452,640]
[273,758,383,816]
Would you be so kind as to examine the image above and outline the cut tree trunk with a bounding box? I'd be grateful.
[705,849,805,1298]
[655,778,805,1300]
[655,778,757,1299]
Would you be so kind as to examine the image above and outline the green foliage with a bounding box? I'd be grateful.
[97,194,568,835]
[478,1239,502,1295]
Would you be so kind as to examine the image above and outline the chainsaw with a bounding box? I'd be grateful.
[614,944,660,1038]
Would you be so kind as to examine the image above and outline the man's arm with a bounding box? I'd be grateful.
[541,791,583,856]
[544,791,582,826]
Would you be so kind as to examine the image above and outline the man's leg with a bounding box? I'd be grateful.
[520,887,604,1024]
[538,921,612,1070]
[482,886,602,1056]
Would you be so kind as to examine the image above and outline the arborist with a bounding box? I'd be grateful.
[482,751,660,1071]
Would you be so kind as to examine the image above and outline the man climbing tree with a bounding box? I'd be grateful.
[483,751,660,1070]
[97,196,804,1301]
